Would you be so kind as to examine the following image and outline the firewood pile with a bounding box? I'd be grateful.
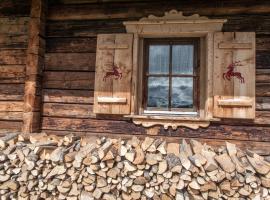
[0,133,270,200]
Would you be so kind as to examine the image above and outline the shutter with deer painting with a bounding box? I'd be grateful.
[213,32,255,119]
[93,34,133,114]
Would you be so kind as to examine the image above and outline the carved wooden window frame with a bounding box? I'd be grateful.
[123,10,227,130]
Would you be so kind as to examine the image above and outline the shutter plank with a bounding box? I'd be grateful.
[94,34,133,114]
[213,32,255,119]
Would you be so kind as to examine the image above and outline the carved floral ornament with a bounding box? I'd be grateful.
[123,11,228,130]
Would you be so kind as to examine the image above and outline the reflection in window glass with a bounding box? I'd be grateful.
[147,77,169,108]
[172,45,194,74]
[171,77,193,108]
[149,45,170,74]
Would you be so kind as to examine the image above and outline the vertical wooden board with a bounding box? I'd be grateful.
[94,34,114,114]
[94,34,133,114]
[213,32,255,119]
[112,34,133,114]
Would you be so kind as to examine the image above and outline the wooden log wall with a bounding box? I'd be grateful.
[40,0,270,154]
[0,0,31,134]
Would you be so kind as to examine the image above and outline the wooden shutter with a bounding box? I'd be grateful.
[94,34,133,114]
[213,32,255,119]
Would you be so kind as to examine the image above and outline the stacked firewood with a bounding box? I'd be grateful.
[0,133,270,200]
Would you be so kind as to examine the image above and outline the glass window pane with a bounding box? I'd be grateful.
[147,77,169,108]
[172,45,194,74]
[149,45,170,74]
[171,77,193,108]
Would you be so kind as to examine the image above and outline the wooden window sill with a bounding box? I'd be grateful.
[124,114,220,130]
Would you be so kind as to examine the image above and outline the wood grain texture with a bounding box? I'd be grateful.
[0,34,28,49]
[0,84,24,101]
[0,50,26,65]
[256,83,270,97]
[256,50,270,69]
[94,34,133,114]
[0,17,29,35]
[256,37,270,51]
[0,0,31,17]
[0,65,25,83]
[42,89,94,104]
[43,103,95,118]
[47,1,270,20]
[213,32,255,119]
[46,37,96,53]
[45,53,96,71]
[0,101,24,112]
[0,121,22,131]
[43,71,95,89]
[41,117,270,142]
[0,112,23,120]
[256,97,270,110]
[256,69,270,83]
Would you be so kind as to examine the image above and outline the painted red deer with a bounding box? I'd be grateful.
[103,65,122,82]
[223,61,245,83]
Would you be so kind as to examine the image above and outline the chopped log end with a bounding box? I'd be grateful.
[0,133,269,199]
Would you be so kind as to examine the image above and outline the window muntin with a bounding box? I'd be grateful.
[144,38,199,114]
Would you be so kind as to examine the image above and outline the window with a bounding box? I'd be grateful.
[94,11,255,130]
[143,39,199,115]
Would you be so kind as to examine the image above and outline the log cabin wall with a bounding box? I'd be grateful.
[0,0,31,134]
[0,0,270,154]
[40,0,270,154]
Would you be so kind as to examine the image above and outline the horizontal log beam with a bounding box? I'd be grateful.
[45,53,96,71]
[42,117,270,142]
[43,103,95,118]
[42,89,94,104]
[47,2,270,21]
[43,71,95,90]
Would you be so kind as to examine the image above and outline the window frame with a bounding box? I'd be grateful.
[123,11,227,129]
[143,38,200,115]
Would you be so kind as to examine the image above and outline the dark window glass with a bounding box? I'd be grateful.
[144,39,199,113]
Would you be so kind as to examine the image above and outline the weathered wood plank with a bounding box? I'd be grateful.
[256,83,270,97]
[45,53,96,71]
[0,17,29,35]
[0,121,22,132]
[256,97,270,110]
[43,71,95,89]
[0,84,24,101]
[255,111,270,124]
[0,50,26,65]
[0,101,24,112]
[256,69,270,83]
[0,65,25,83]
[0,0,31,17]
[256,37,270,51]
[46,37,96,53]
[42,89,94,104]
[47,1,270,21]
[46,15,270,38]
[41,117,270,142]
[43,103,95,118]
[0,34,28,49]
[46,19,125,37]
[256,50,270,69]
[0,112,23,120]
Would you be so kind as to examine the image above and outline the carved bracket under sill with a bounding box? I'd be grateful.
[131,118,210,130]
